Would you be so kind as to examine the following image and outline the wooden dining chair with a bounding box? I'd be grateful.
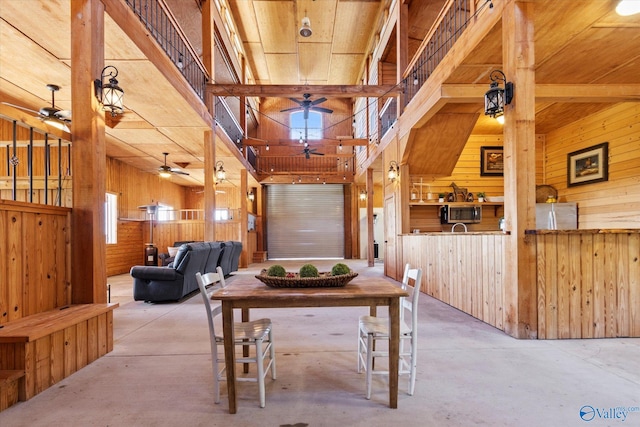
[357,264,422,399]
[196,268,276,408]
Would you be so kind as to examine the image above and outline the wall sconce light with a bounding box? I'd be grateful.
[388,160,399,182]
[215,161,226,181]
[359,189,367,201]
[484,70,513,122]
[94,65,124,117]
[247,191,255,202]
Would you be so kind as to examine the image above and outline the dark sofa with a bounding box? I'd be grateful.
[130,241,242,303]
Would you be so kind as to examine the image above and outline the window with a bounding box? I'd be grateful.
[290,111,322,140]
[215,209,230,221]
[105,192,118,244]
[156,204,175,221]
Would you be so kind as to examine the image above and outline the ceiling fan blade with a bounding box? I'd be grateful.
[280,106,302,113]
[311,107,333,114]
[310,97,327,106]
[1,102,39,115]
[55,110,72,120]
[311,152,324,156]
[171,168,190,176]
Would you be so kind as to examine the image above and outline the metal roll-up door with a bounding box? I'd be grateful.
[267,184,344,259]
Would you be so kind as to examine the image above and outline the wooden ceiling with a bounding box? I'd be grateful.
[1,0,639,188]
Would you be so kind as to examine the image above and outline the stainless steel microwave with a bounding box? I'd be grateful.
[440,205,482,224]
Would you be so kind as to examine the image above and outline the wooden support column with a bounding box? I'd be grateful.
[203,0,216,242]
[367,168,375,266]
[240,169,248,268]
[70,0,106,303]
[502,0,537,338]
[396,0,409,111]
[204,130,216,241]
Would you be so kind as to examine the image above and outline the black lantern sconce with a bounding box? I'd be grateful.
[247,191,255,202]
[484,70,514,122]
[359,189,367,201]
[94,65,124,117]
[215,161,226,182]
[388,160,399,182]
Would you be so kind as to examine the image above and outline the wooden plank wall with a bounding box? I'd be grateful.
[106,220,143,276]
[545,102,640,229]
[0,200,71,324]
[535,231,640,339]
[402,233,506,330]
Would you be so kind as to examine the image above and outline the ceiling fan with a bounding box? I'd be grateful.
[280,93,333,119]
[2,84,71,131]
[300,144,324,159]
[158,152,189,177]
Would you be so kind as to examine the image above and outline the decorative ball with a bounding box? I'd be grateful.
[331,263,351,276]
[299,264,319,278]
[266,264,286,277]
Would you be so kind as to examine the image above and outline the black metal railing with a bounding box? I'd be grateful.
[380,98,397,138]
[125,0,208,99]
[404,0,472,107]
[214,97,244,148]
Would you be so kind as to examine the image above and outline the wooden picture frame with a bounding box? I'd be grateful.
[480,146,504,176]
[567,142,608,187]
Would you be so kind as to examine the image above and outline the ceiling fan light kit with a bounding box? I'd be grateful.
[158,152,189,177]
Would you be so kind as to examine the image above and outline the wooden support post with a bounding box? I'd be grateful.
[367,168,375,266]
[502,0,537,338]
[70,0,107,303]
[240,169,248,268]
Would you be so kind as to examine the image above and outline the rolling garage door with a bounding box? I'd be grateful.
[267,184,344,259]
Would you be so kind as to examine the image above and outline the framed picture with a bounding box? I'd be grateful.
[480,146,504,176]
[567,142,608,187]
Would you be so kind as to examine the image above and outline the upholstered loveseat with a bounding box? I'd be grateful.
[130,241,242,303]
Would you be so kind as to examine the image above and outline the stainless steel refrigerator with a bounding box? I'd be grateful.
[535,203,578,230]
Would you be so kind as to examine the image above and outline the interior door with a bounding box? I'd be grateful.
[384,193,397,279]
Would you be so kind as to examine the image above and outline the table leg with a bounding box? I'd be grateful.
[388,298,400,409]
[222,302,237,414]
[242,308,250,374]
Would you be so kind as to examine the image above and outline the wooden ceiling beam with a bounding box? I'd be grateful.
[439,84,640,103]
[207,84,402,98]
[245,137,367,146]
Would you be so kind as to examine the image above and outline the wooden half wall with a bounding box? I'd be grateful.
[0,200,71,323]
[533,229,640,339]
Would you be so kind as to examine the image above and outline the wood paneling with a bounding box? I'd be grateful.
[0,200,70,324]
[534,230,640,339]
[544,103,640,229]
[402,233,505,330]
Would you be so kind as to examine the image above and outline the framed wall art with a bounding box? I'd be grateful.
[567,142,608,187]
[480,146,504,176]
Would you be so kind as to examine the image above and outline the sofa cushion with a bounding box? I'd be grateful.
[171,244,191,270]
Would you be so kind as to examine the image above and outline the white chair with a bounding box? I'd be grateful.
[357,263,422,399]
[196,267,276,408]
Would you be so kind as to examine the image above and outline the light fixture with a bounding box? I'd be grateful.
[266,144,270,151]
[339,143,343,151]
[94,65,124,117]
[413,71,419,86]
[616,0,640,16]
[388,160,399,182]
[359,189,367,201]
[177,54,184,70]
[484,69,514,121]
[299,15,312,37]
[247,191,255,202]
[215,161,226,181]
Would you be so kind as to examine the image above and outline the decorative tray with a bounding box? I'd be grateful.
[255,270,358,288]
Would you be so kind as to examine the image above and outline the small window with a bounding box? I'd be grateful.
[290,111,322,140]
[105,192,118,244]
[215,209,230,221]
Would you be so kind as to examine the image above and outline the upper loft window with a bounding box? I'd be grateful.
[290,111,322,140]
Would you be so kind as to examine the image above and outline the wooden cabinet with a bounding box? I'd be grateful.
[408,202,504,232]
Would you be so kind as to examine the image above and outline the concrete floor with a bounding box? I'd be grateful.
[1,260,639,427]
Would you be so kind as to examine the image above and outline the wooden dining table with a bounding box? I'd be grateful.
[210,276,408,414]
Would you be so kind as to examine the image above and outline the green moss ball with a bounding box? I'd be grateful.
[299,264,319,278]
[266,264,286,277]
[331,263,351,276]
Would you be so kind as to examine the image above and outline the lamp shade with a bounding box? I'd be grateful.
[484,82,504,118]
[102,77,124,116]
